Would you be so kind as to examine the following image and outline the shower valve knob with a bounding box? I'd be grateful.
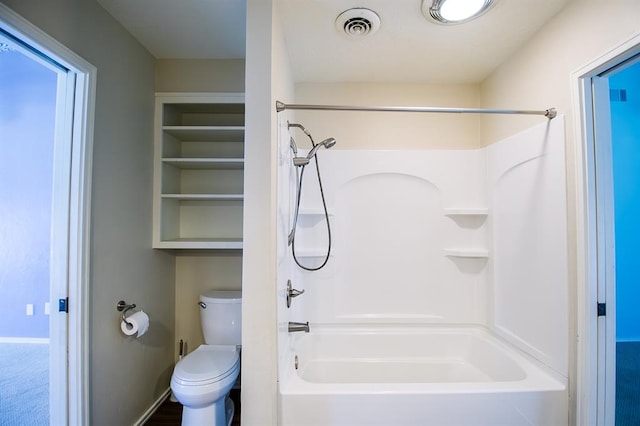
[286,280,305,308]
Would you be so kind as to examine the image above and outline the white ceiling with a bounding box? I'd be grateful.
[96,0,570,84]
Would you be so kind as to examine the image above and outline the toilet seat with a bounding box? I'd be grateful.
[173,345,239,386]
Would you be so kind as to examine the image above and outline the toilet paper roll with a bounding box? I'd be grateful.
[121,311,149,338]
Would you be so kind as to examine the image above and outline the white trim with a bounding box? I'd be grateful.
[68,68,95,426]
[0,4,96,426]
[572,29,640,426]
[571,71,597,426]
[50,60,75,426]
[132,388,172,426]
[156,91,245,102]
[0,338,50,344]
[591,75,617,426]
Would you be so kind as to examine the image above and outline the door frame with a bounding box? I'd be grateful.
[0,4,96,425]
[572,31,640,426]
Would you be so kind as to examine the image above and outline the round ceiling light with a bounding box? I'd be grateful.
[423,0,495,24]
[335,8,381,38]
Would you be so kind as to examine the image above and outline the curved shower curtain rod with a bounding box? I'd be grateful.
[275,101,557,119]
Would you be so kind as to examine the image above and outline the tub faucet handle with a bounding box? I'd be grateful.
[286,280,305,308]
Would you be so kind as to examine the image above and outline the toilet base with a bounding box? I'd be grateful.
[225,397,235,426]
[181,395,234,426]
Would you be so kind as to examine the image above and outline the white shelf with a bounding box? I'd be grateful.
[293,249,333,258]
[298,209,335,216]
[153,93,245,250]
[444,248,489,258]
[161,193,244,201]
[162,158,244,169]
[443,208,489,216]
[162,126,244,141]
[155,238,243,250]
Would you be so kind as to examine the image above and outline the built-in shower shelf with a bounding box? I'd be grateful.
[443,208,489,216]
[293,249,334,258]
[298,209,335,217]
[444,248,489,258]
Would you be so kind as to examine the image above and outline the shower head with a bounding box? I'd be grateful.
[318,137,337,150]
[293,138,337,167]
[289,137,298,155]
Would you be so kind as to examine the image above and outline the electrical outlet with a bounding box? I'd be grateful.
[26,304,34,316]
[44,302,50,315]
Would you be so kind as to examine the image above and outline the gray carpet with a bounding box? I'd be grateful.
[0,343,49,426]
[617,341,640,425]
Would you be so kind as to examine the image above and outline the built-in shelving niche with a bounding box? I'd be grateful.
[443,207,489,260]
[153,93,245,250]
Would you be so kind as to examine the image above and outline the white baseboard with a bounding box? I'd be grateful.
[133,387,172,426]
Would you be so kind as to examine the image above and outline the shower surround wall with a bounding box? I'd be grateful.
[277,116,568,423]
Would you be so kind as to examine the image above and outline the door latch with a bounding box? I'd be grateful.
[58,297,69,313]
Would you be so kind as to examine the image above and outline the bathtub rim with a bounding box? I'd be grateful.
[279,324,567,395]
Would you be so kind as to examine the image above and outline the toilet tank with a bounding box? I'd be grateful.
[199,290,242,346]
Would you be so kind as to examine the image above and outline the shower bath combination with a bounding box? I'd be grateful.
[277,120,570,426]
[287,122,336,271]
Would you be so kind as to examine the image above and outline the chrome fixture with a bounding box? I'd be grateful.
[288,122,311,138]
[293,138,337,167]
[287,121,337,167]
[286,280,305,308]
[277,101,557,119]
[287,122,335,271]
[335,8,380,38]
[288,321,310,333]
[289,137,298,155]
[116,300,137,327]
[423,0,495,24]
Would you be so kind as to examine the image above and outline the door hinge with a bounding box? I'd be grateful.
[597,302,606,317]
[58,297,69,313]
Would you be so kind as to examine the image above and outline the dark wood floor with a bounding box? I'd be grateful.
[144,389,240,426]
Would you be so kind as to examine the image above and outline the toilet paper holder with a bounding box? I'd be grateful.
[116,300,137,326]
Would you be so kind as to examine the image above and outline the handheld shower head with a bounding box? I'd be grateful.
[319,137,337,149]
[293,137,337,167]
[289,137,298,155]
[307,138,336,158]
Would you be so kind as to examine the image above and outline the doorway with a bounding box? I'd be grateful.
[608,58,640,425]
[575,33,640,426]
[0,34,58,425]
[0,4,96,425]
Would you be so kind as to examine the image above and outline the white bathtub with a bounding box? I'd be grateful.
[278,326,567,426]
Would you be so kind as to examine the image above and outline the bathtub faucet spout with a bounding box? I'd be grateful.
[288,321,310,333]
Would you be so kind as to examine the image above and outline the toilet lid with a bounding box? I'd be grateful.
[174,346,239,384]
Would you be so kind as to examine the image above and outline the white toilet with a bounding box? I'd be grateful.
[171,290,241,426]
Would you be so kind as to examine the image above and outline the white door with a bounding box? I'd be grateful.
[591,72,617,426]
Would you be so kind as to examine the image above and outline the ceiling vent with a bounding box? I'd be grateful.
[335,8,380,38]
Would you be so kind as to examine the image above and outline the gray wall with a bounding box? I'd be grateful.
[156,58,245,93]
[0,0,176,424]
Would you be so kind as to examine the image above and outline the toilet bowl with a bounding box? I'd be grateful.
[171,345,240,426]
[171,290,242,426]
